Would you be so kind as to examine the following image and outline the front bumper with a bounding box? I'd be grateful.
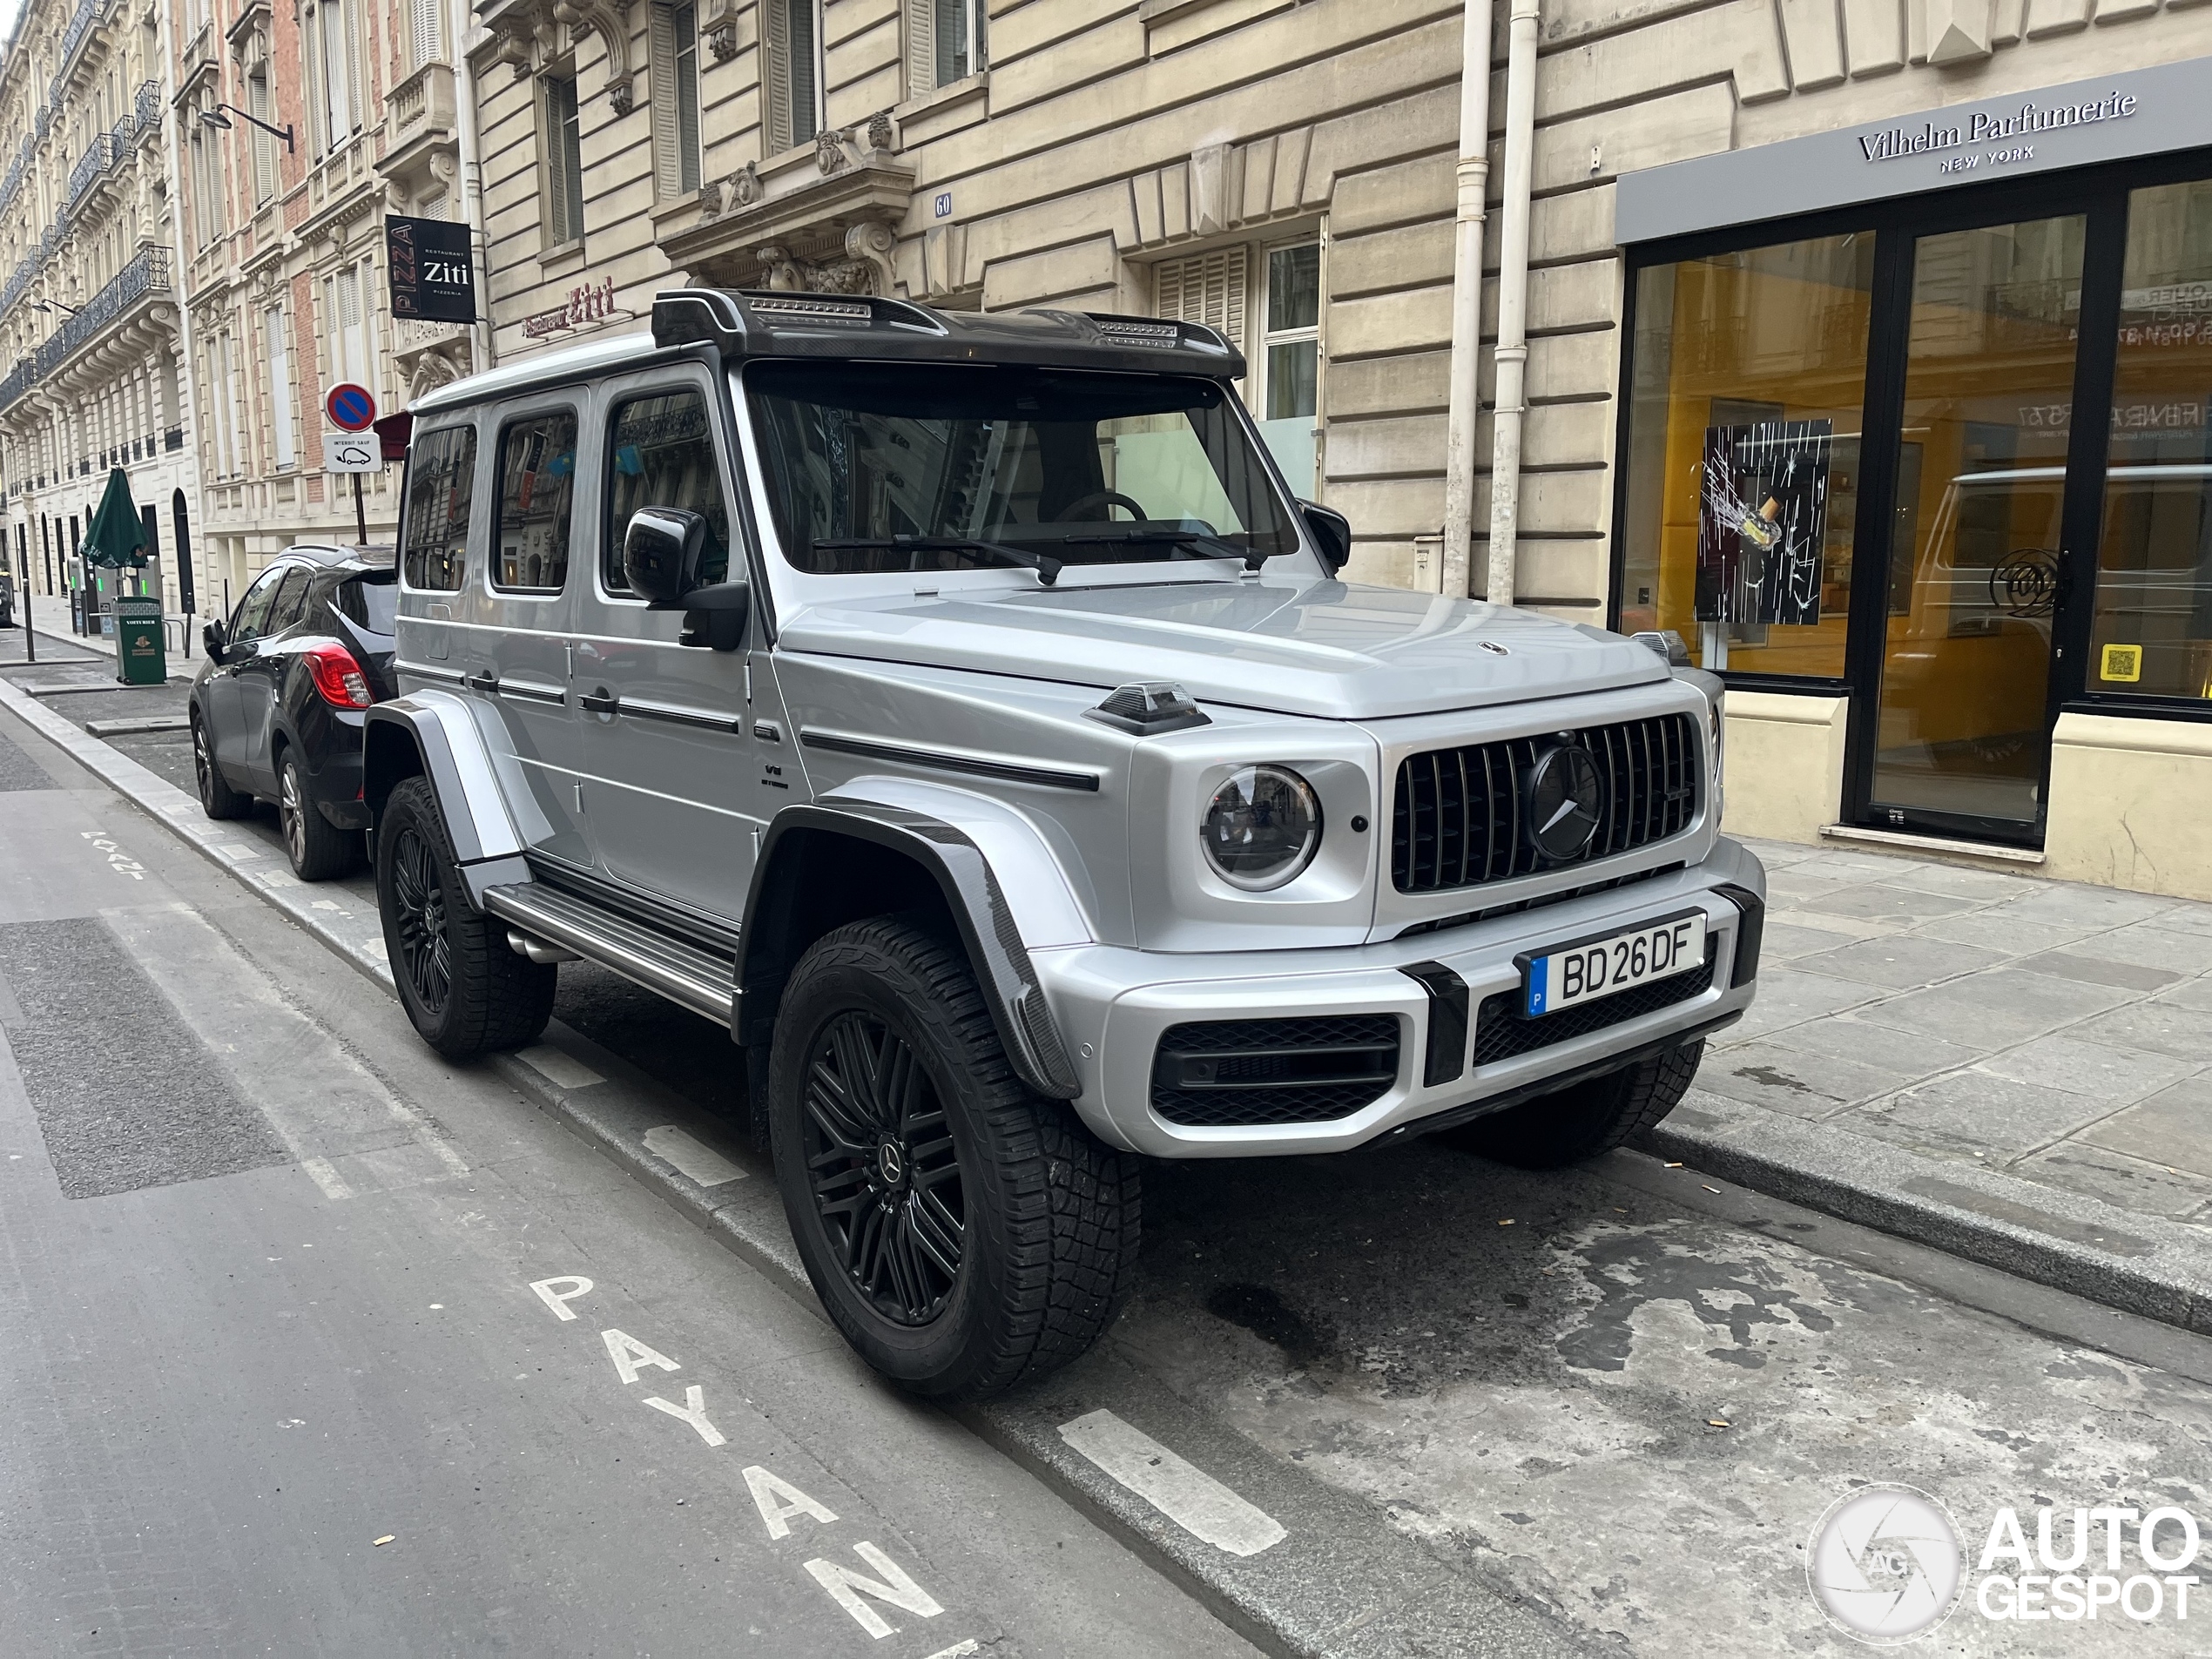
[1036,837,1765,1157]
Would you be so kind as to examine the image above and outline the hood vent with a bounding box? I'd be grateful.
[1084,682,1211,736]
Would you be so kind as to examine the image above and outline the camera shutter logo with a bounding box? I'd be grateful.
[1808,1486,1964,1644]
[1524,740,1605,862]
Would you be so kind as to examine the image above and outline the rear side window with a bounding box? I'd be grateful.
[268,570,313,631]
[336,574,400,633]
[402,425,475,590]
[231,563,287,641]
[604,389,730,591]
[493,411,579,594]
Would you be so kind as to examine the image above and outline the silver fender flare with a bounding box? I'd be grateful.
[740,786,1092,1101]
[362,691,535,907]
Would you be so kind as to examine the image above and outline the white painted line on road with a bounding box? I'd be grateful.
[922,1642,981,1659]
[1056,1409,1287,1557]
[644,1384,727,1445]
[643,1123,746,1187]
[805,1542,946,1640]
[516,1044,604,1090]
[299,1157,354,1201]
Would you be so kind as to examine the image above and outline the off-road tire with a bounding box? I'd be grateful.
[192,709,249,820]
[280,751,360,880]
[769,917,1139,1401]
[1447,1040,1704,1170]
[377,775,555,1058]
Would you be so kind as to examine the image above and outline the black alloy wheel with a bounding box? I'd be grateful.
[803,1008,965,1325]
[374,776,554,1058]
[388,820,453,1017]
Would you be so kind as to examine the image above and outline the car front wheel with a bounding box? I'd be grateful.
[376,775,555,1058]
[768,917,1138,1401]
[1446,1040,1704,1169]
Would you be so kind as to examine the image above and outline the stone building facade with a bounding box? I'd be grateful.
[170,0,485,610]
[0,0,200,624]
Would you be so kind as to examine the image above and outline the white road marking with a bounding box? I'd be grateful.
[298,1157,353,1201]
[1056,1409,1287,1557]
[743,1466,838,1539]
[516,1044,605,1090]
[805,1542,945,1640]
[642,1124,746,1187]
[529,1275,595,1319]
[644,1384,726,1446]
[601,1327,681,1384]
[922,1642,981,1659]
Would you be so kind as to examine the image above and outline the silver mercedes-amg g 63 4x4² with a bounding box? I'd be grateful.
[368,289,1764,1401]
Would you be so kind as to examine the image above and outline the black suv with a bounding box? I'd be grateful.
[192,546,398,877]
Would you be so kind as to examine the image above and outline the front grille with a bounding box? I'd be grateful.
[1151,1015,1400,1127]
[1392,713,1701,894]
[1471,943,1716,1068]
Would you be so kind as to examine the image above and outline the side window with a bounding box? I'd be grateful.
[402,424,475,590]
[231,564,287,641]
[604,389,731,591]
[268,570,314,631]
[493,410,579,593]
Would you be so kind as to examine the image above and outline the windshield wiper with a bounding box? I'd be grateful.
[1052,527,1271,575]
[811,535,1063,586]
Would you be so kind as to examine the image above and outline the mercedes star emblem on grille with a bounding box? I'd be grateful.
[1525,739,1605,861]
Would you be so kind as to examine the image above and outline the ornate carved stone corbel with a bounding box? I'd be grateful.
[552,0,633,112]
[702,0,737,61]
[844,221,896,296]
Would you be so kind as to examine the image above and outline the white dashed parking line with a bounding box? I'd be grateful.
[643,1123,746,1186]
[1057,1409,1286,1558]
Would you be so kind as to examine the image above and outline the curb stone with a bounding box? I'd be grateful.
[0,669,1595,1657]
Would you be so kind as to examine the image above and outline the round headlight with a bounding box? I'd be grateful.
[1202,765,1322,891]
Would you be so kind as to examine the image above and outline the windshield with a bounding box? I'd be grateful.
[745,362,1305,578]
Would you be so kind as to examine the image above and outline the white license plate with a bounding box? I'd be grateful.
[1521,912,1706,1016]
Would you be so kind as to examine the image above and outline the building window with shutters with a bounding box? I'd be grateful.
[907,0,984,98]
[411,0,443,65]
[322,260,375,396]
[543,73,587,247]
[247,55,277,206]
[305,0,366,155]
[763,0,821,156]
[651,3,703,199]
[266,307,296,470]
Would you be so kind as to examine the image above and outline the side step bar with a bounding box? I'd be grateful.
[482,881,738,1027]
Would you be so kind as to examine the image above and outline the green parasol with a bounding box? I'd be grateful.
[84,468,147,569]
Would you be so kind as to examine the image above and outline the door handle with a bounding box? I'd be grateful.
[578,687,618,716]
[463,671,500,693]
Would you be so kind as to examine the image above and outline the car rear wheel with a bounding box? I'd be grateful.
[280,752,360,880]
[1446,1040,1704,1169]
[192,711,249,819]
[768,917,1138,1401]
[377,775,555,1058]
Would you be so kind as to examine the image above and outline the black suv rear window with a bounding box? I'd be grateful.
[336,573,399,633]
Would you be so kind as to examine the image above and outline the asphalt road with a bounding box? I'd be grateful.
[0,671,1255,1657]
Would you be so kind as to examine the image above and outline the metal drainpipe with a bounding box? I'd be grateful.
[1439,0,1495,598]
[452,0,497,374]
[1484,0,1540,609]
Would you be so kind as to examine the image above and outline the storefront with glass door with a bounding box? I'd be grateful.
[1612,60,2212,887]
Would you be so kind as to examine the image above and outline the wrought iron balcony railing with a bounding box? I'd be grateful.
[0,245,170,416]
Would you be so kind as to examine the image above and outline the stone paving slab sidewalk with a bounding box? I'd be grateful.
[1648,833,2212,1332]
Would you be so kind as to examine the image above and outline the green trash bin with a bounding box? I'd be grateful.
[115,596,165,685]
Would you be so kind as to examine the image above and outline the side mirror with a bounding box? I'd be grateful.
[679,580,751,651]
[203,618,226,657]
[1298,500,1351,574]
[624,506,709,608]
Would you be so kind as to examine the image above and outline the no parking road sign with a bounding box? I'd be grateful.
[327,382,377,432]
